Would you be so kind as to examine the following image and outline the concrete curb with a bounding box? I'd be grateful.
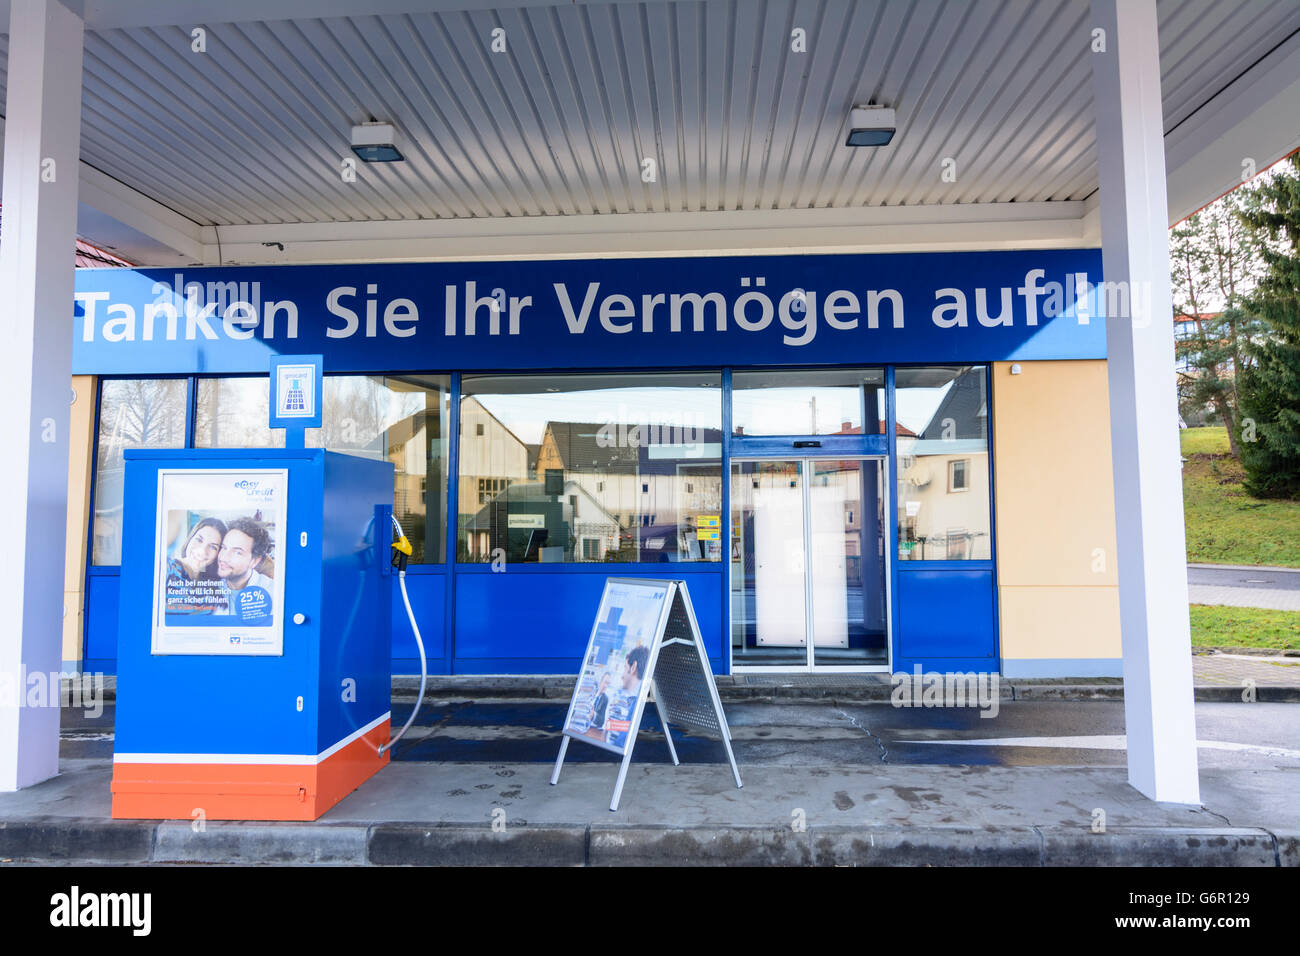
[153,822,369,865]
[1273,830,1300,867]
[0,818,1293,866]
[1188,563,1300,574]
[0,817,155,864]
[1196,650,1300,658]
[1193,647,1300,658]
[1035,827,1279,867]
[1189,686,1300,702]
[1011,684,1124,700]
[369,824,587,866]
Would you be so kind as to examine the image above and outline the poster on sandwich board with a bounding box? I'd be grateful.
[552,577,742,811]
[151,468,289,656]
[561,579,671,753]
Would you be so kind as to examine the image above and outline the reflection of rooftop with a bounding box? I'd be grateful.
[916,368,987,441]
[540,421,724,473]
[541,422,639,471]
[381,406,432,448]
[460,396,530,453]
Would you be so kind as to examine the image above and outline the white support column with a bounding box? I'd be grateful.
[1090,0,1200,804]
[0,0,85,791]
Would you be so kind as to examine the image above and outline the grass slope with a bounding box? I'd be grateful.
[1189,605,1300,650]
[1180,427,1300,568]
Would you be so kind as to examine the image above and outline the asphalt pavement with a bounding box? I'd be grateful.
[1188,565,1300,590]
[1187,563,1300,612]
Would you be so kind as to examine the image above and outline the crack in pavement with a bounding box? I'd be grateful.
[834,706,888,763]
[1198,805,1233,826]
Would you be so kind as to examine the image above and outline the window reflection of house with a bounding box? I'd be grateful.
[462,416,724,563]
[458,374,723,564]
[470,476,622,562]
[378,407,439,563]
[303,375,448,563]
[458,396,530,560]
[534,420,723,562]
[896,367,991,561]
[536,421,638,556]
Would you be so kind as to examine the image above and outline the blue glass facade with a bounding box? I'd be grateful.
[75,249,1104,674]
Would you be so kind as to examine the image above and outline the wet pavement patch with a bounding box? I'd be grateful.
[57,700,1300,773]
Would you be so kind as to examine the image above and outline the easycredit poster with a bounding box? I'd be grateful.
[563,580,669,754]
[151,469,288,656]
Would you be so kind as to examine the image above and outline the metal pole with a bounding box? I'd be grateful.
[651,684,679,766]
[549,735,569,785]
[609,747,636,811]
[720,726,743,790]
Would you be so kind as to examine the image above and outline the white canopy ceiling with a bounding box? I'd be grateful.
[1,0,1297,265]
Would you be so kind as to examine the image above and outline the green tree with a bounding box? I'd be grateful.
[1237,156,1300,498]
[1170,188,1267,455]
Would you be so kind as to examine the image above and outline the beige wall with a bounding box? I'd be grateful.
[64,375,97,667]
[992,360,1121,662]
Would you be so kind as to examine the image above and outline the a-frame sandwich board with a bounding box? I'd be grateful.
[551,578,742,811]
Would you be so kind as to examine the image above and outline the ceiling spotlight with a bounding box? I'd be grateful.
[845,105,896,147]
[351,122,403,163]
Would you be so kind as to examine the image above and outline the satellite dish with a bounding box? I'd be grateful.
[903,462,932,487]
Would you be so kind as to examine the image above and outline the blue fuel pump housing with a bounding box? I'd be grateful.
[110,447,394,821]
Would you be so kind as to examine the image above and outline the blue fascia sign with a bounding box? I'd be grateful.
[72,249,1106,375]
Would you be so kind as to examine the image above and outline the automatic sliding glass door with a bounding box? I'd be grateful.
[809,459,888,667]
[730,457,889,671]
[730,459,808,667]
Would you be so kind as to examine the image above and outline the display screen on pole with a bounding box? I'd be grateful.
[151,469,289,655]
[268,354,323,430]
[562,579,671,754]
[275,364,316,418]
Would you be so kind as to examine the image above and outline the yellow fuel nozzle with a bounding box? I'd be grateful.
[393,534,413,556]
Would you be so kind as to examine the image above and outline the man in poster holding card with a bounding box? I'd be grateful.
[605,643,650,749]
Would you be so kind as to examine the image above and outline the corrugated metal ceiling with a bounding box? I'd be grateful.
[0,0,1296,227]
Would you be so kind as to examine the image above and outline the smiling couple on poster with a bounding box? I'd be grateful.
[165,512,275,624]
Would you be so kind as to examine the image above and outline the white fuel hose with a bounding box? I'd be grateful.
[378,513,427,756]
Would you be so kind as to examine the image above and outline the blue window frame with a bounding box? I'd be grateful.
[85,363,998,673]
